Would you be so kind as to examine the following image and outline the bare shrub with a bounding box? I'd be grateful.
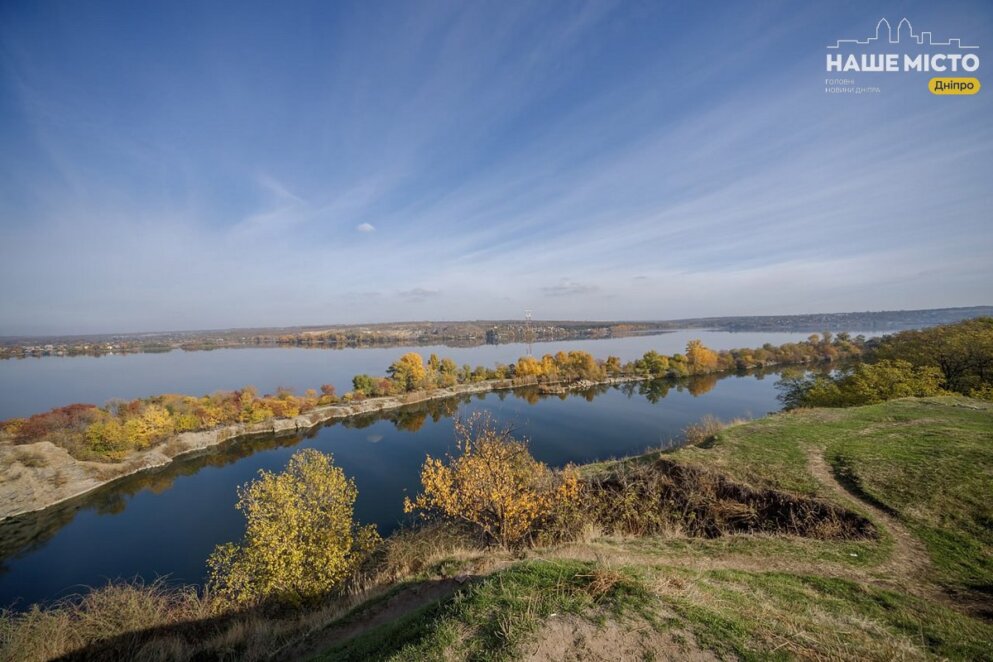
[14,450,48,469]
[582,458,875,540]
[0,580,215,662]
[682,415,724,446]
[357,520,485,589]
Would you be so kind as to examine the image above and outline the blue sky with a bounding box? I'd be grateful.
[1,1,991,335]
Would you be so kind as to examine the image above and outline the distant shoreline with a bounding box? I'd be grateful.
[2,305,989,360]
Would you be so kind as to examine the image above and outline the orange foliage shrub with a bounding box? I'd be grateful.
[404,413,579,548]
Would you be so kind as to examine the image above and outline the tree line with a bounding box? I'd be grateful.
[2,333,864,462]
[349,332,863,398]
[778,317,993,408]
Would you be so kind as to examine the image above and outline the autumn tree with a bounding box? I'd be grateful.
[777,360,944,409]
[319,384,338,404]
[557,351,603,380]
[207,449,380,606]
[870,317,993,396]
[685,340,718,374]
[634,350,669,376]
[351,374,378,397]
[404,414,579,548]
[439,358,458,375]
[515,355,543,379]
[388,353,427,391]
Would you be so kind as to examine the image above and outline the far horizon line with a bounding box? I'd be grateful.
[3,304,990,342]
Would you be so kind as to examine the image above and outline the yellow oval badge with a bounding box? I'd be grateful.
[930,77,981,95]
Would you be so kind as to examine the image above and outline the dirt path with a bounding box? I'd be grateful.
[803,446,941,600]
[280,577,465,661]
[539,448,940,600]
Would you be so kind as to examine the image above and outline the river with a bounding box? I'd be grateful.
[0,331,872,608]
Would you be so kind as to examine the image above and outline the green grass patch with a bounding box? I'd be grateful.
[597,531,889,570]
[652,566,993,661]
[668,413,826,495]
[668,396,993,594]
[821,397,993,592]
[315,559,655,661]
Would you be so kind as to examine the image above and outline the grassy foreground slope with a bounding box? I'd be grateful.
[673,396,993,596]
[313,397,993,661]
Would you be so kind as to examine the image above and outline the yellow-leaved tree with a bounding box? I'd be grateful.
[404,414,579,548]
[515,355,544,379]
[207,449,380,606]
[388,352,427,391]
[685,339,719,374]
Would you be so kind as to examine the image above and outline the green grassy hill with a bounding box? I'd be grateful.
[311,397,993,661]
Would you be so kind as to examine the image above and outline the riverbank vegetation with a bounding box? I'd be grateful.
[0,386,339,462]
[778,317,993,408]
[777,359,944,408]
[3,396,991,660]
[1,332,864,462]
[4,315,988,464]
[5,307,990,361]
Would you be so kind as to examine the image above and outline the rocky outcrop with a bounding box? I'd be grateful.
[537,377,641,395]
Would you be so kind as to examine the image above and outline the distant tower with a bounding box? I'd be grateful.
[524,309,533,356]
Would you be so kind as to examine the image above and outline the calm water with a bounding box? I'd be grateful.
[0,330,865,420]
[0,332,871,608]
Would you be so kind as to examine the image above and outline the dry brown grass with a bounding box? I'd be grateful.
[0,580,216,662]
[1,578,430,662]
[579,458,875,541]
[13,449,48,469]
[682,415,749,447]
[356,520,490,588]
[682,415,724,446]
[575,564,626,601]
[0,518,496,661]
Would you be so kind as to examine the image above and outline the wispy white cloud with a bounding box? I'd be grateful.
[255,173,305,205]
[540,280,599,297]
[397,287,440,301]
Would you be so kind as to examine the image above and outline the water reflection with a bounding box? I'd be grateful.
[0,369,793,572]
[0,432,306,572]
[0,330,864,420]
